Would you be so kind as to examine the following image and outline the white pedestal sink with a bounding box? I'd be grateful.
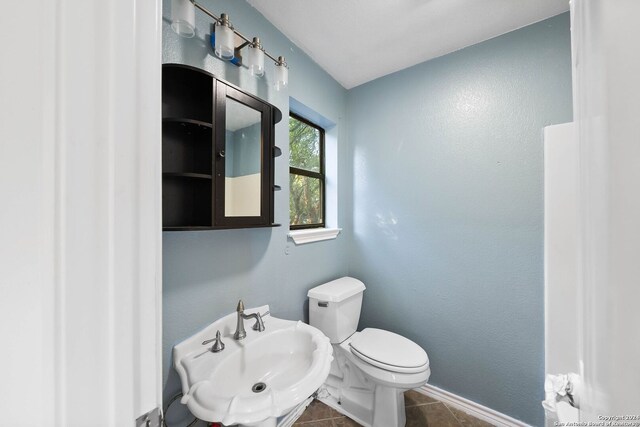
[173,305,333,427]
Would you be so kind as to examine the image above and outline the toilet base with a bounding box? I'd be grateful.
[318,385,406,427]
[373,385,406,427]
[317,394,370,427]
[319,341,429,427]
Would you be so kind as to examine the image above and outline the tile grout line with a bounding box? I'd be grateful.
[295,415,347,425]
[405,401,441,408]
[443,402,465,427]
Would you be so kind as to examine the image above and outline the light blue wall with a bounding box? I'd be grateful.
[347,13,572,426]
[162,0,350,404]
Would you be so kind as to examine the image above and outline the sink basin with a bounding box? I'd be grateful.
[173,305,333,427]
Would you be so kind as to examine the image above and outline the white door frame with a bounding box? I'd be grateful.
[0,0,163,425]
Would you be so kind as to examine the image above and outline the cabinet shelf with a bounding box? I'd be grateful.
[163,117,213,129]
[163,226,215,231]
[162,177,211,228]
[164,223,281,231]
[163,172,212,180]
[162,119,212,177]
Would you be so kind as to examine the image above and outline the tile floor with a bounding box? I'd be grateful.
[292,390,494,427]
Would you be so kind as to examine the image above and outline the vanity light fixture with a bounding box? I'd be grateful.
[170,0,195,38]
[170,0,289,90]
[275,56,288,91]
[247,37,265,77]
[214,13,234,60]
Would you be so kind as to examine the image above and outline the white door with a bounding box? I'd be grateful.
[572,0,640,418]
[0,1,163,426]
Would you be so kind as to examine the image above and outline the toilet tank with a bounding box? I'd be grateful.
[307,277,366,344]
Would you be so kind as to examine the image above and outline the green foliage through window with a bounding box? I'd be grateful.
[289,114,324,228]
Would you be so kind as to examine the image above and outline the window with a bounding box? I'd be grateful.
[289,113,325,229]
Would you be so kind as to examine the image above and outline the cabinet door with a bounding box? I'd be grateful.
[214,81,272,227]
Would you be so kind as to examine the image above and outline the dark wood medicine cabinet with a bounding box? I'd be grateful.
[162,63,283,231]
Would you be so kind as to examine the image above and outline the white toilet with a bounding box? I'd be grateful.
[308,277,431,427]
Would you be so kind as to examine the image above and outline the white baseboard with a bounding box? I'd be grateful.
[418,384,532,427]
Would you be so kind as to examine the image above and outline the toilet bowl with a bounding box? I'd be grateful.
[307,277,431,427]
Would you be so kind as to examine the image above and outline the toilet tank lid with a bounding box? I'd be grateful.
[307,277,366,303]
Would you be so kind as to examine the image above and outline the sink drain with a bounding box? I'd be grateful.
[252,382,267,393]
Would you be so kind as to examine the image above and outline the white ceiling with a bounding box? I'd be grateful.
[248,0,569,89]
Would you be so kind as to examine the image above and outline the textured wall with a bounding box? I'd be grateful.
[347,14,572,426]
[162,0,350,404]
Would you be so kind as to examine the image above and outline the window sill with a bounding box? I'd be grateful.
[288,227,342,245]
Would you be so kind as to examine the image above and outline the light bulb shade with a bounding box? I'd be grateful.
[214,23,235,60]
[247,46,265,77]
[170,0,195,38]
[275,64,288,91]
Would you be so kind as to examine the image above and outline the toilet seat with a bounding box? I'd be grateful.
[349,328,429,374]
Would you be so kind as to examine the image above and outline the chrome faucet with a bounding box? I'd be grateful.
[202,330,225,353]
[233,300,266,340]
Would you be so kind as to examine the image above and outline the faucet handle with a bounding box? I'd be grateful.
[202,330,225,353]
[252,311,269,331]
